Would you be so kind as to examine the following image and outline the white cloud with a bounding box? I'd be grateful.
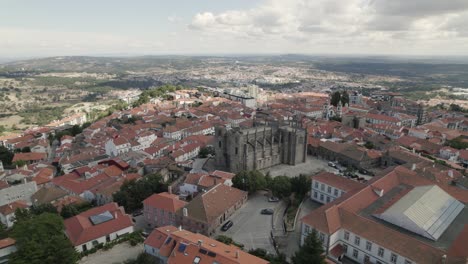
[187,0,468,55]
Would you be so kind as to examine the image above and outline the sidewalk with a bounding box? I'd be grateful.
[278,198,322,259]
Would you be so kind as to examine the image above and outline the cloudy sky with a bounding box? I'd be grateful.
[1,0,468,57]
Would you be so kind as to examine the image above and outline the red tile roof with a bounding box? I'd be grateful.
[312,172,365,192]
[143,192,187,213]
[145,226,268,264]
[12,152,47,162]
[0,238,16,249]
[0,200,28,215]
[64,203,133,246]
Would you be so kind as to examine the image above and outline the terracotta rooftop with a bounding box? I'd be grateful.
[145,226,268,264]
[64,203,133,246]
[312,172,365,192]
[178,184,247,224]
[143,192,187,213]
[12,152,47,162]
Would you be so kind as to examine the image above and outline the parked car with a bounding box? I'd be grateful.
[359,169,369,175]
[141,231,149,238]
[268,196,280,202]
[132,210,143,217]
[261,208,274,215]
[328,162,336,168]
[221,220,233,231]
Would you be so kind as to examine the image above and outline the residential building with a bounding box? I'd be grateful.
[0,181,37,207]
[301,166,468,264]
[12,152,47,165]
[310,172,365,204]
[64,203,134,252]
[105,137,131,157]
[176,184,247,236]
[144,226,268,264]
[0,201,29,228]
[0,238,16,264]
[143,192,187,229]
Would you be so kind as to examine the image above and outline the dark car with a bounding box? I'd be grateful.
[268,196,280,202]
[261,208,274,215]
[221,220,233,231]
[132,210,143,217]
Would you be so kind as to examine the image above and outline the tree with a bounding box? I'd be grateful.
[124,252,161,264]
[232,170,267,194]
[0,146,14,166]
[113,173,167,212]
[290,175,311,201]
[60,205,79,219]
[215,235,233,245]
[12,160,27,168]
[292,230,326,264]
[341,91,349,106]
[248,248,288,264]
[364,141,374,149]
[0,223,8,239]
[10,213,79,264]
[199,146,215,158]
[330,91,341,107]
[269,176,292,198]
[20,147,31,153]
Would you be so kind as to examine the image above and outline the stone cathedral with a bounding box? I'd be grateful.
[214,125,307,173]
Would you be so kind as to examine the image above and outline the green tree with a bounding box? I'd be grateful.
[60,205,79,219]
[10,213,79,264]
[270,176,292,198]
[0,223,8,239]
[20,147,31,153]
[341,91,349,106]
[0,146,14,166]
[364,141,374,149]
[232,170,267,194]
[124,252,160,264]
[113,173,167,212]
[292,230,326,264]
[215,235,234,245]
[290,174,311,201]
[12,160,27,168]
[330,91,341,107]
[248,248,288,264]
[198,146,215,158]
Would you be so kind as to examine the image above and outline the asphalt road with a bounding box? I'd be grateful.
[214,192,278,254]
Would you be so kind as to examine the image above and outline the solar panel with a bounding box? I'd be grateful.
[165,237,172,245]
[89,211,114,225]
[178,243,187,252]
[207,252,217,257]
[199,249,208,255]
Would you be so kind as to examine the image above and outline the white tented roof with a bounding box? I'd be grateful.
[377,185,464,241]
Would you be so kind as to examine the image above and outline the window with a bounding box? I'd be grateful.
[391,253,398,263]
[378,247,384,257]
[320,194,324,201]
[321,184,325,191]
[405,260,412,264]
[334,189,338,196]
[305,225,310,234]
[314,192,318,198]
[326,196,331,203]
[344,231,350,241]
[315,181,319,188]
[319,233,325,242]
[353,249,358,258]
[366,241,372,251]
[364,255,370,262]
[342,244,348,253]
[354,236,360,246]
[327,186,331,193]
[235,147,238,155]
[218,141,221,148]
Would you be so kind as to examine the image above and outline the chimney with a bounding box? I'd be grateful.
[183,208,188,217]
[197,240,203,247]
[448,170,454,178]
[411,163,416,171]
[442,255,447,264]
[114,212,118,219]
[236,250,239,259]
[168,186,172,194]
[412,148,415,154]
